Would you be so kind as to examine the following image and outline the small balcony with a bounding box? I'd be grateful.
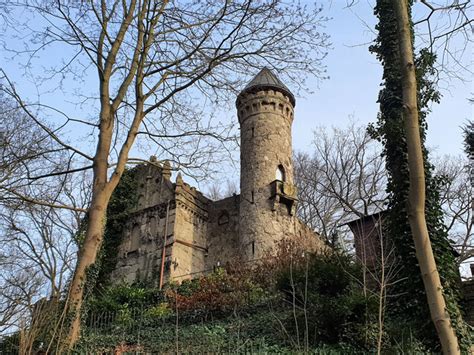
[270,180,298,216]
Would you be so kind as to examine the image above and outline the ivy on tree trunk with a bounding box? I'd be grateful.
[369,0,471,351]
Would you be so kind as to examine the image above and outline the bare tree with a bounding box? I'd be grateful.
[353,216,402,355]
[435,155,473,271]
[0,90,87,341]
[205,179,239,201]
[294,122,471,272]
[294,123,387,246]
[0,268,41,334]
[0,173,89,338]
[0,190,83,297]
[340,0,472,84]
[462,120,473,187]
[0,90,83,212]
[413,0,473,84]
[1,0,330,347]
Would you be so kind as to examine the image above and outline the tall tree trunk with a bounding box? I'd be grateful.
[64,104,118,348]
[392,1,460,353]
[65,188,111,347]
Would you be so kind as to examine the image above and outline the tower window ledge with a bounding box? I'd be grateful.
[270,180,298,215]
[270,180,297,200]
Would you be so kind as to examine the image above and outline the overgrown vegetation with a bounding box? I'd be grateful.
[2,144,470,353]
[68,240,434,353]
[74,167,138,301]
[1,234,457,353]
[369,0,471,350]
[276,253,378,348]
[95,167,138,290]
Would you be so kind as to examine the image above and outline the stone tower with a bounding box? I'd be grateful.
[236,68,299,259]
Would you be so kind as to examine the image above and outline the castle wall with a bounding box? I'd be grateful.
[135,161,175,210]
[170,181,210,281]
[109,69,324,286]
[110,161,177,285]
[206,195,240,269]
[295,218,326,251]
[111,202,176,285]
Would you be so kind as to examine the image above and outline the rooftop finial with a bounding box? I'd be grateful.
[176,172,183,186]
[163,160,171,180]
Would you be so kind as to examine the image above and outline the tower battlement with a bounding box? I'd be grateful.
[236,90,294,123]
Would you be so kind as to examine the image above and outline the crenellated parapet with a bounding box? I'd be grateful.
[174,173,210,222]
[134,157,175,211]
[236,90,294,124]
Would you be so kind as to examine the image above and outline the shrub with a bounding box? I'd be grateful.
[87,282,165,313]
[145,302,173,319]
[165,267,267,318]
[83,240,382,351]
[276,251,378,350]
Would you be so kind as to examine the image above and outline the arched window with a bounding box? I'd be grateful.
[276,165,286,181]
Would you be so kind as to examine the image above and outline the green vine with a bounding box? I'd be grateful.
[96,167,139,290]
[75,167,139,306]
[369,0,472,350]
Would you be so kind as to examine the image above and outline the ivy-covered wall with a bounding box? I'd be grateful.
[79,167,138,296]
[96,167,139,289]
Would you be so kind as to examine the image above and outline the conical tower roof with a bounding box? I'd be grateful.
[238,67,295,106]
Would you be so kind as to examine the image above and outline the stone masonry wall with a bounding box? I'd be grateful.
[111,202,176,285]
[237,89,297,260]
[206,194,240,270]
[110,162,176,285]
[110,71,325,286]
[170,180,210,281]
[135,161,175,210]
[295,218,326,252]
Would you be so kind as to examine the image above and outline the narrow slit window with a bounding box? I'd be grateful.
[251,190,254,203]
[251,241,255,256]
[251,127,255,138]
[130,224,141,252]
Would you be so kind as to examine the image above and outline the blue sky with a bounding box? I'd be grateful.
[2,1,471,172]
[201,0,472,191]
[292,1,472,157]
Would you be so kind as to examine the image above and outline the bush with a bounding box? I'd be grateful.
[87,282,165,313]
[145,302,173,319]
[276,251,378,350]
[166,267,268,319]
[83,242,386,352]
